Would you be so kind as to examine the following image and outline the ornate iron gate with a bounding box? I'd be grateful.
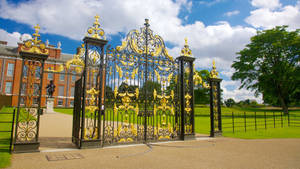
[102,19,181,145]
[72,77,82,147]
[13,24,49,152]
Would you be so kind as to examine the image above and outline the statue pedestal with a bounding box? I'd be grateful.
[46,98,55,114]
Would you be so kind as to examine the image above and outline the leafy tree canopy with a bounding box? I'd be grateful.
[232,26,300,113]
[225,98,235,107]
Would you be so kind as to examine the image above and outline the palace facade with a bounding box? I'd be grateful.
[0,40,78,107]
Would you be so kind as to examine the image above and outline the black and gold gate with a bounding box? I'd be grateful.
[11,15,199,152]
[101,19,195,145]
[70,17,197,147]
[13,24,49,152]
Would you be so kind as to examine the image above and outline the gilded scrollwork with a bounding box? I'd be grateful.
[212,82,219,131]
[16,60,41,143]
[85,15,106,40]
[103,19,181,144]
[112,86,139,142]
[21,24,49,55]
[115,19,174,63]
[210,60,219,78]
[180,38,192,57]
[48,44,85,73]
[16,108,38,142]
[193,64,210,89]
[84,88,100,140]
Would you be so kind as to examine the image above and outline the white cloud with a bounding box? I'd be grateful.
[220,68,235,78]
[0,0,285,104]
[224,10,240,17]
[221,79,262,103]
[176,0,193,12]
[198,0,225,6]
[0,0,185,41]
[251,0,281,10]
[0,29,31,46]
[246,0,300,29]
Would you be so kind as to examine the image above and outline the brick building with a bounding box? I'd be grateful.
[0,40,78,107]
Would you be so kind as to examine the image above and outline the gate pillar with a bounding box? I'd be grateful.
[79,15,108,148]
[209,60,222,137]
[177,39,195,140]
[13,24,49,153]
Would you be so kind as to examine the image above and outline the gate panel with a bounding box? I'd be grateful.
[73,15,108,148]
[13,24,49,152]
[150,54,180,141]
[103,19,180,145]
[103,47,143,144]
[72,77,82,147]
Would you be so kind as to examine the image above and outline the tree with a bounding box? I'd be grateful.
[225,98,235,107]
[232,26,300,114]
[140,80,162,100]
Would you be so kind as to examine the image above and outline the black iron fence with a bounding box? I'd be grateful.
[222,112,300,133]
[0,109,16,152]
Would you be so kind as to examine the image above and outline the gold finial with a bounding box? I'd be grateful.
[34,24,40,35]
[21,24,48,55]
[86,14,106,40]
[210,59,219,78]
[180,38,192,57]
[94,15,100,26]
[184,38,188,46]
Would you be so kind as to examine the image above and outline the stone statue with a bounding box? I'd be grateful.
[46,80,55,98]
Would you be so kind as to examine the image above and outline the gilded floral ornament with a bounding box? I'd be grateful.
[210,60,219,78]
[21,24,49,55]
[86,88,99,113]
[180,38,192,57]
[47,64,64,73]
[86,15,106,40]
[47,44,85,73]
[115,19,174,62]
[193,64,210,88]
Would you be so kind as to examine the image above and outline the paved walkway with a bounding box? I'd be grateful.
[39,111,75,150]
[8,138,300,169]
[6,112,300,169]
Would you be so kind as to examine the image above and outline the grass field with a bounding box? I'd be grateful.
[0,107,15,169]
[195,106,300,139]
[55,106,300,139]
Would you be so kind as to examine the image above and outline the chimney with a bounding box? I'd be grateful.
[0,41,8,46]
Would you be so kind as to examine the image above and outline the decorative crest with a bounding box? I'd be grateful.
[86,15,106,40]
[21,24,49,55]
[115,19,173,61]
[180,38,192,57]
[210,60,219,78]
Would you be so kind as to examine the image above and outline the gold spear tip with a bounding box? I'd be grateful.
[184,37,188,46]
[212,59,216,68]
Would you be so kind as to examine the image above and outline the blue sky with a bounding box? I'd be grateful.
[0,0,299,102]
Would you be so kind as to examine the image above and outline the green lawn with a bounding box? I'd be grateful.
[195,106,300,139]
[54,108,73,115]
[0,107,15,169]
[55,106,300,139]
